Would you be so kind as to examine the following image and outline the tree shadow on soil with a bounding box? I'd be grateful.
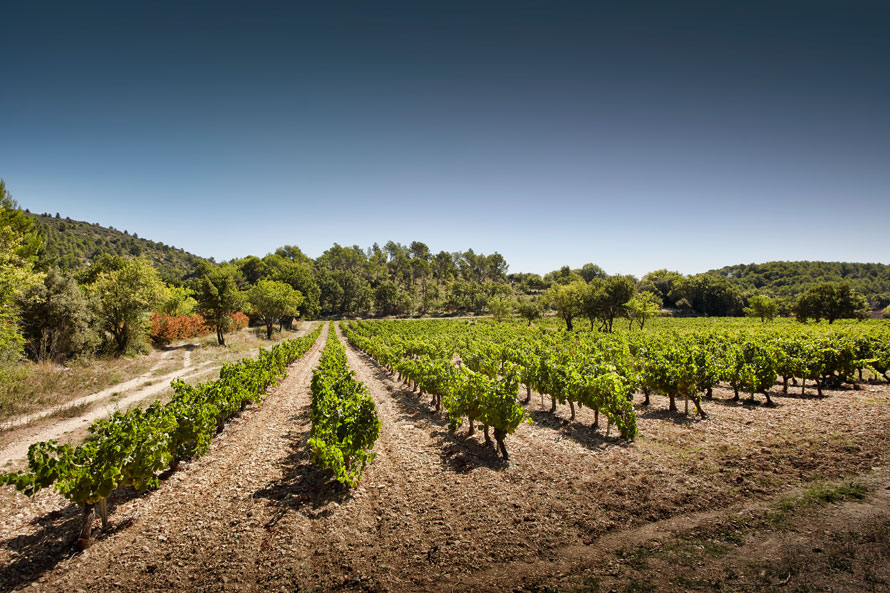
[0,485,147,593]
[253,409,352,526]
[430,428,509,473]
[526,408,630,451]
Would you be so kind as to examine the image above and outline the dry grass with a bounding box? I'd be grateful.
[0,356,157,420]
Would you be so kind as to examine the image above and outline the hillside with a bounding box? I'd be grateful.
[710,260,890,306]
[29,212,209,282]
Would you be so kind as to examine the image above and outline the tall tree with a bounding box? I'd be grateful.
[794,282,869,323]
[18,268,96,361]
[546,282,585,331]
[194,265,245,346]
[246,279,303,338]
[0,181,44,361]
[85,257,167,354]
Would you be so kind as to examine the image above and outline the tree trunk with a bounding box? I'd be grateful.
[565,317,573,331]
[524,384,532,404]
[593,408,599,428]
[217,326,225,346]
[706,386,713,400]
[801,378,806,396]
[266,322,273,339]
[550,395,557,413]
[569,400,575,421]
[494,428,508,460]
[467,418,475,436]
[668,393,677,412]
[732,386,739,401]
[483,425,491,446]
[763,390,773,406]
[692,395,707,418]
[98,498,109,531]
[684,393,689,415]
[642,390,650,406]
[782,376,788,394]
[78,504,95,550]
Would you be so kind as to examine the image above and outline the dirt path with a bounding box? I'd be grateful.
[0,324,317,469]
[0,322,329,593]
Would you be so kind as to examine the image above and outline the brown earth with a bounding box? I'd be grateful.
[0,320,888,593]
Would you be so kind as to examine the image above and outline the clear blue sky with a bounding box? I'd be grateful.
[2,1,888,277]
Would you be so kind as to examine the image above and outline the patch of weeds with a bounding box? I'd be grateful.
[580,577,602,593]
[767,480,869,529]
[49,401,91,419]
[825,551,854,574]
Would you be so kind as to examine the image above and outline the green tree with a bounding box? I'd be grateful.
[18,268,97,361]
[246,279,303,339]
[625,291,661,330]
[794,282,870,323]
[486,296,512,322]
[158,285,197,316]
[579,263,607,283]
[85,257,167,354]
[640,269,682,308]
[0,182,44,361]
[583,275,636,332]
[546,282,585,331]
[194,265,245,346]
[517,299,542,325]
[744,295,778,322]
[670,274,742,316]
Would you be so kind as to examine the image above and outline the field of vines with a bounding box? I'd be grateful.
[345,318,890,457]
[2,318,889,593]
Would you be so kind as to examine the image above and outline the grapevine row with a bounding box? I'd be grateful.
[0,325,322,549]
[342,322,532,458]
[308,327,380,486]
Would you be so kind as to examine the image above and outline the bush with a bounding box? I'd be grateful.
[149,313,211,346]
[229,312,249,331]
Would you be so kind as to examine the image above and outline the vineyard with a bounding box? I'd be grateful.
[1,326,322,550]
[1,318,889,593]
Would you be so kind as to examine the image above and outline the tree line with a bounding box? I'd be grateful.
[1,180,885,368]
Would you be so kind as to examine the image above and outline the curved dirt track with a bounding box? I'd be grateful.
[0,324,317,468]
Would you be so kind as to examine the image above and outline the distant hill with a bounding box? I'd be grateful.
[710,261,890,307]
[29,212,209,282]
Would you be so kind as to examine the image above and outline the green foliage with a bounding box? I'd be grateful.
[0,181,43,362]
[83,257,167,354]
[744,295,778,322]
[158,285,197,316]
[517,298,543,325]
[29,211,207,282]
[625,292,661,330]
[671,273,743,316]
[546,281,586,331]
[246,279,303,338]
[713,261,890,308]
[194,264,245,345]
[583,275,636,332]
[640,269,683,308]
[308,329,380,486]
[0,327,322,544]
[486,296,512,322]
[794,282,870,324]
[884,305,890,319]
[18,268,97,361]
